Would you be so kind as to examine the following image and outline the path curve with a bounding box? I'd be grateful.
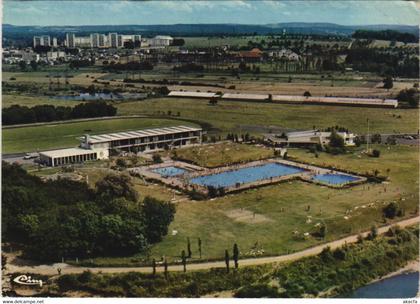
[5,216,419,276]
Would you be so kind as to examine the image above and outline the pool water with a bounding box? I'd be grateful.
[189,162,305,188]
[153,166,187,177]
[312,173,360,185]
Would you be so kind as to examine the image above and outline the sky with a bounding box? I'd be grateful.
[3,0,420,26]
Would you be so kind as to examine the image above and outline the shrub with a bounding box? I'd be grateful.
[371,149,381,158]
[235,284,279,298]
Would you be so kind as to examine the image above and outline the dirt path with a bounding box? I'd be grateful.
[5,216,419,276]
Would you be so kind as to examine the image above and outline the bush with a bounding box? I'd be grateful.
[235,284,279,298]
[371,149,381,158]
[383,202,402,219]
[152,154,163,164]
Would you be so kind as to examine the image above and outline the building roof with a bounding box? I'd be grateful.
[39,147,97,158]
[86,125,202,144]
[222,93,268,100]
[168,91,219,98]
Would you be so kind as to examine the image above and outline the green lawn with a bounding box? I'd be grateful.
[86,144,418,266]
[170,142,275,167]
[2,118,198,154]
[2,94,82,108]
[117,98,419,135]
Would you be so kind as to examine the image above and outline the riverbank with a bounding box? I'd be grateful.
[372,259,419,284]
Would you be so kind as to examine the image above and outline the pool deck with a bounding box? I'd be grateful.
[129,158,367,195]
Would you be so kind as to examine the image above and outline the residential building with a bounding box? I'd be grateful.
[148,35,174,47]
[66,33,76,48]
[33,35,51,48]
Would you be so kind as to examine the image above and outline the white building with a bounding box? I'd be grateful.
[66,33,76,48]
[148,35,173,47]
[39,126,202,167]
[47,51,66,61]
[265,130,356,147]
[33,35,51,48]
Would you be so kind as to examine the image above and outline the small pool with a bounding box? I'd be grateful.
[189,162,305,188]
[312,173,360,185]
[153,166,187,177]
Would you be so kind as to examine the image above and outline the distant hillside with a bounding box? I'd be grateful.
[3,22,418,39]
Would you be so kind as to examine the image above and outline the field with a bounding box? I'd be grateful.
[2,117,198,154]
[170,142,275,167]
[118,97,419,135]
[2,94,81,108]
[84,143,418,266]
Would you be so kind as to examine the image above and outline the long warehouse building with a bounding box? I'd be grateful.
[39,125,202,167]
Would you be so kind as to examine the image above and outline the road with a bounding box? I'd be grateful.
[5,216,419,276]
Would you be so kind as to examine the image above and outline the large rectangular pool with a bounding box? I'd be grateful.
[189,162,305,188]
[153,166,187,177]
[312,173,360,185]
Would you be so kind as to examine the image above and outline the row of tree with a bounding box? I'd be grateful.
[2,101,117,125]
[2,163,176,261]
[352,30,418,43]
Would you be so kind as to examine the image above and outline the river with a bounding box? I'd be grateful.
[350,271,419,298]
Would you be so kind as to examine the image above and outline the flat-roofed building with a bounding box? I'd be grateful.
[265,130,356,147]
[81,125,202,153]
[39,126,202,167]
[39,147,108,167]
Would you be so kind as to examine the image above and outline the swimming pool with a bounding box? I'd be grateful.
[312,173,360,185]
[189,162,305,188]
[153,166,187,177]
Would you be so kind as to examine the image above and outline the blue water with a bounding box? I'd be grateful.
[312,173,360,185]
[189,162,305,188]
[350,272,419,298]
[153,166,187,177]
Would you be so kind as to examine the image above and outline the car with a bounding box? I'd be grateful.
[23,153,39,160]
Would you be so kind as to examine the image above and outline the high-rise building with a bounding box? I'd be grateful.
[52,37,58,47]
[109,33,119,48]
[66,33,76,48]
[33,35,51,48]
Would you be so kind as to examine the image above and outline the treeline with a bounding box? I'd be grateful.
[2,163,176,261]
[104,61,154,71]
[2,101,117,125]
[345,48,419,78]
[352,30,418,43]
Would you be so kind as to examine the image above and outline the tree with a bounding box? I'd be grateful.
[369,225,378,240]
[30,60,38,71]
[152,258,156,276]
[328,129,345,149]
[225,249,230,273]
[383,202,402,219]
[19,61,27,71]
[319,224,327,239]
[397,88,419,108]
[198,238,202,259]
[142,196,176,243]
[181,250,187,272]
[152,154,163,164]
[303,91,311,97]
[371,149,381,158]
[164,258,168,280]
[383,75,393,89]
[116,158,127,168]
[187,237,192,258]
[95,174,139,202]
[233,243,239,269]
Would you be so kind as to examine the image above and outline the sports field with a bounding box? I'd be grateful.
[2,117,198,154]
[117,97,419,135]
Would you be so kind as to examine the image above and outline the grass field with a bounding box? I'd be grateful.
[117,97,419,135]
[2,117,198,154]
[84,143,418,266]
[2,94,82,108]
[170,142,275,167]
